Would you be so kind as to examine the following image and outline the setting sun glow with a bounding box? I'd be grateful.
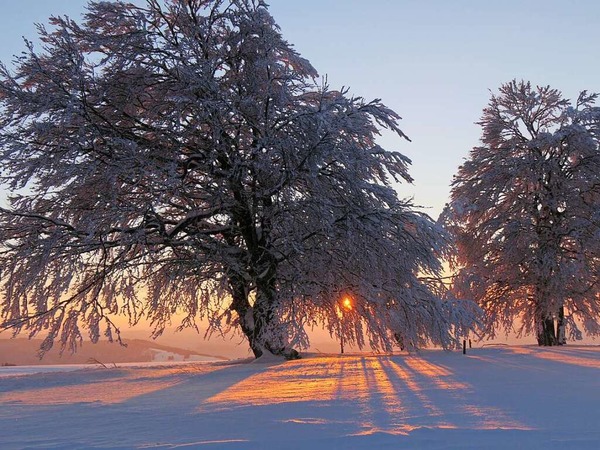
[342,297,352,310]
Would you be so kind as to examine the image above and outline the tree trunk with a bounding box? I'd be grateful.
[228,274,256,351]
[536,317,557,346]
[556,306,566,345]
[229,273,299,359]
[250,275,300,360]
[534,278,558,346]
[250,290,278,357]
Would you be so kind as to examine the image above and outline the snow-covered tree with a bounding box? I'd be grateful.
[0,0,476,358]
[443,80,600,346]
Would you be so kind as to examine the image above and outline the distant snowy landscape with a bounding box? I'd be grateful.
[0,338,229,367]
[1,345,599,449]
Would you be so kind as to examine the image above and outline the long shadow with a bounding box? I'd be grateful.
[121,359,287,410]
[334,357,346,400]
[381,355,531,432]
[352,356,414,434]
[0,367,132,393]
[527,347,600,369]
[464,347,562,374]
[0,359,286,449]
[378,357,447,426]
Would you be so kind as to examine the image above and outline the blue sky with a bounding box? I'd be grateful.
[1,1,599,217]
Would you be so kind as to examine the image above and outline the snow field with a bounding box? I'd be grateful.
[1,346,599,449]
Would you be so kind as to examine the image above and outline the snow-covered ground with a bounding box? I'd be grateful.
[1,346,599,449]
[0,359,221,379]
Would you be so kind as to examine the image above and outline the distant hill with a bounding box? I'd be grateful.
[0,338,228,366]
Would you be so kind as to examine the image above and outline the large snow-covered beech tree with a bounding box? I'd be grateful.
[443,80,600,346]
[0,0,476,358]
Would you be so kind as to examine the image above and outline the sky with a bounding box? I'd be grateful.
[1,1,600,218]
[0,1,599,354]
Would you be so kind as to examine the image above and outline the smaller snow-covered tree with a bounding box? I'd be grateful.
[444,80,600,345]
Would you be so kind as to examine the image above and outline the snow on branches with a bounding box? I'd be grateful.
[443,80,600,346]
[0,0,476,357]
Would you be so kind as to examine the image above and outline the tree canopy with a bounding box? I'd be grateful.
[443,80,600,345]
[0,0,476,358]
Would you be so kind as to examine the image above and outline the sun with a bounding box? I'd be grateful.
[342,296,352,310]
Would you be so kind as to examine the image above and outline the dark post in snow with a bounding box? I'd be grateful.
[463,339,467,355]
[339,296,353,355]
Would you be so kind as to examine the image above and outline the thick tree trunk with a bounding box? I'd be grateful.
[534,278,559,346]
[250,291,279,357]
[250,275,300,359]
[536,317,557,346]
[228,274,256,351]
[226,182,299,358]
[237,304,298,359]
[229,273,299,359]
